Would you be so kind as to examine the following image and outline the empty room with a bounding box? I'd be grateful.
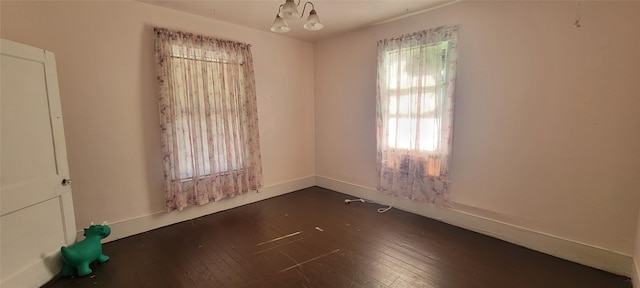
[1,0,639,287]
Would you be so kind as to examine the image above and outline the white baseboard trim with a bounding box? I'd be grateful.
[316,176,634,278]
[1,250,60,288]
[633,258,639,288]
[77,176,316,243]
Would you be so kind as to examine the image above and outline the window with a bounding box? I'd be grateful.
[168,45,246,179]
[376,25,458,204]
[154,27,263,210]
[385,42,448,153]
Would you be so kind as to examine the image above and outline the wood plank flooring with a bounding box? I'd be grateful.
[42,187,632,288]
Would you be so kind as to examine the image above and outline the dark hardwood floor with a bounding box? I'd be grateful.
[43,187,631,288]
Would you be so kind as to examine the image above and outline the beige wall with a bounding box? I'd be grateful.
[315,1,640,255]
[2,0,639,261]
[636,210,640,284]
[0,1,315,229]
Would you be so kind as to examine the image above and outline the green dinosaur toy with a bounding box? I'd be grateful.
[60,224,111,277]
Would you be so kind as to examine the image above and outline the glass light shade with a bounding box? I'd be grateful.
[279,0,300,19]
[271,15,290,33]
[303,10,324,31]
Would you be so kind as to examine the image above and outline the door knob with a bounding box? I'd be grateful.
[61,179,72,186]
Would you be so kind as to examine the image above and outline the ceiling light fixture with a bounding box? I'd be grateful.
[271,0,324,33]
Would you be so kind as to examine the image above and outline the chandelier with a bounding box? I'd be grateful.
[271,0,324,33]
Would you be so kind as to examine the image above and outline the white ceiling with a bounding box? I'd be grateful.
[143,0,454,42]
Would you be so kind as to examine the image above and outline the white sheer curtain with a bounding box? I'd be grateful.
[154,27,263,210]
[376,25,458,204]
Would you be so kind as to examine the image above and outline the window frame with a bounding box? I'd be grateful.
[381,41,450,156]
[166,44,249,181]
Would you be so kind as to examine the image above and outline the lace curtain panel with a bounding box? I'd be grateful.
[154,27,263,211]
[376,25,458,205]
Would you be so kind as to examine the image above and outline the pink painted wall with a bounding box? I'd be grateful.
[314,1,640,254]
[636,210,640,284]
[2,0,639,259]
[0,1,315,229]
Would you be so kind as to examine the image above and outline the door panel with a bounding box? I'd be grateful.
[1,197,67,278]
[1,39,76,288]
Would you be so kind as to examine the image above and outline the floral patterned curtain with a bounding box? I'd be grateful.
[376,25,458,205]
[154,27,263,211]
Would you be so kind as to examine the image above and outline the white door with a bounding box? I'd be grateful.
[1,39,77,288]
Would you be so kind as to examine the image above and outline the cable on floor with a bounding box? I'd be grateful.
[344,196,394,213]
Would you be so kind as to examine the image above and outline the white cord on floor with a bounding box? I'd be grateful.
[377,197,394,213]
[344,197,394,213]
